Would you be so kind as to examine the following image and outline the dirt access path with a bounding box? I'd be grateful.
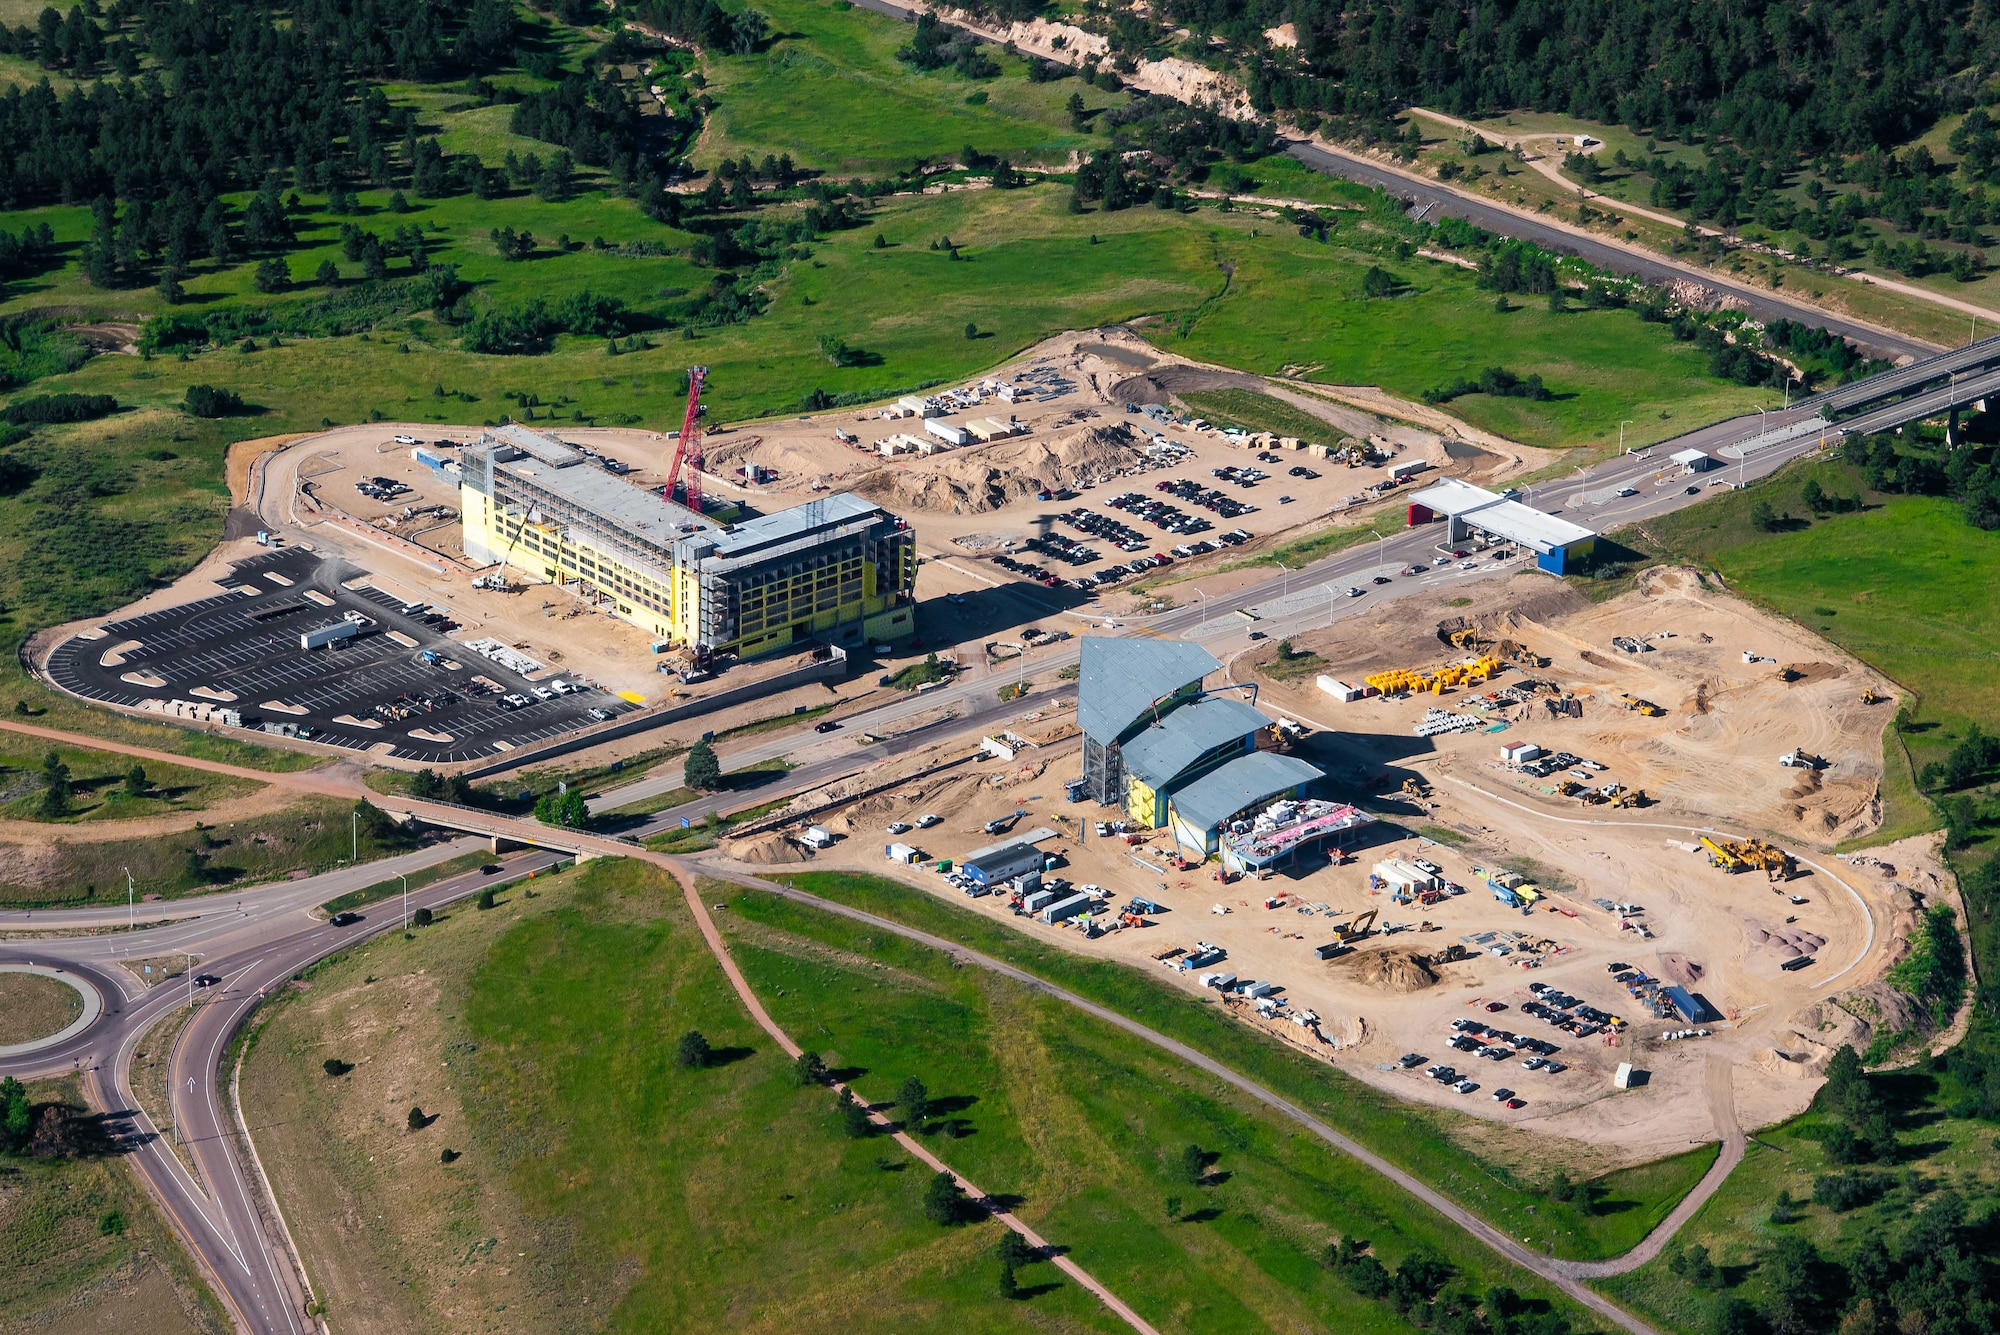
[663,859,1164,1335]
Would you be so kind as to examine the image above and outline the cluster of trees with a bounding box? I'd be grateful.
[0,1077,38,1153]
[0,0,519,210]
[1885,905,1969,1030]
[1843,430,2000,529]
[458,288,628,354]
[897,13,998,78]
[509,73,641,172]
[1920,724,2000,795]
[0,222,57,283]
[533,787,589,828]
[1424,366,1552,405]
[1326,1238,1589,1335]
[2,392,115,425]
[1205,0,1990,157]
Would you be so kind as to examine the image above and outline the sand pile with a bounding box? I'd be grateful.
[727,831,811,864]
[1748,922,1827,960]
[823,794,899,834]
[1337,947,1439,993]
[852,425,1147,514]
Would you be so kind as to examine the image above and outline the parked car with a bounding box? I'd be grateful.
[1453,1079,1479,1094]
[887,821,912,835]
[917,814,942,828]
[1491,1087,1515,1102]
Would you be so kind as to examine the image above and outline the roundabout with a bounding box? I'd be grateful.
[0,960,110,1062]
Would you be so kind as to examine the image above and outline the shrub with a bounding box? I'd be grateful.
[3,393,116,425]
[183,384,248,417]
[923,1170,967,1225]
[674,1029,712,1068]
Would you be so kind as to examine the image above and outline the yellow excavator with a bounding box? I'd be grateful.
[1861,687,1887,706]
[1399,776,1431,801]
[1330,908,1379,943]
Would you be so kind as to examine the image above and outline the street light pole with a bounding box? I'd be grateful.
[125,866,134,931]
[1618,419,1634,454]
[400,874,410,931]
[351,808,357,863]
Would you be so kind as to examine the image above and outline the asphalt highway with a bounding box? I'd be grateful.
[0,850,563,1334]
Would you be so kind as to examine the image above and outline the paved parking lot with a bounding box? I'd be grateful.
[45,549,635,762]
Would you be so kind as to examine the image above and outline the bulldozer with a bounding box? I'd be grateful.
[1776,664,1805,683]
[1610,788,1648,808]
[1399,776,1431,801]
[1554,779,1583,797]
[1861,687,1888,706]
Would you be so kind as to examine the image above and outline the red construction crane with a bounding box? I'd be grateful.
[665,365,708,515]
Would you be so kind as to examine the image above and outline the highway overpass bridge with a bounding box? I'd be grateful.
[1718,331,2000,460]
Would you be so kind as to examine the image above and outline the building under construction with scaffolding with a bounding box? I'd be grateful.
[459,425,916,660]
[1077,637,1330,860]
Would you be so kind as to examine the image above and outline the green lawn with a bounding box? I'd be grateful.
[1164,229,1778,449]
[699,0,1123,174]
[460,859,1133,1331]
[0,741,262,823]
[0,794,417,907]
[720,875,1615,1332]
[760,870,1713,1263]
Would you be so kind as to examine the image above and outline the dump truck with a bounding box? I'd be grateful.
[1780,749,1827,770]
[1701,835,1796,880]
[1618,694,1666,717]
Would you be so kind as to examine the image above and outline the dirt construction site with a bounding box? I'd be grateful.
[707,567,1941,1170]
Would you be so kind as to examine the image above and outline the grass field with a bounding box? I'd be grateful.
[759,870,1715,1263]
[0,972,81,1044]
[700,0,1123,174]
[0,794,419,907]
[241,858,1136,1332]
[0,741,262,823]
[0,1079,226,1334]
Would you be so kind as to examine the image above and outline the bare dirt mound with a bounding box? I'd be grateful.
[851,424,1147,514]
[1337,946,1439,992]
[1747,921,1827,960]
[726,831,810,864]
[1109,364,1261,404]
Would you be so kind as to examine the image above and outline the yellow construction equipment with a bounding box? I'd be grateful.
[1861,687,1887,706]
[1399,777,1431,800]
[1777,664,1804,683]
[1363,656,1502,696]
[1611,788,1648,808]
[1618,694,1666,717]
[1330,908,1379,943]
[1701,835,1796,879]
[1554,779,1583,797]
[1448,627,1484,651]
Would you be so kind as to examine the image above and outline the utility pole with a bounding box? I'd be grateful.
[185,953,197,1011]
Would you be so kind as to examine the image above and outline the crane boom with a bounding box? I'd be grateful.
[666,365,707,515]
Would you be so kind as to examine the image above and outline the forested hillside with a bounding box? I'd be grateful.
[1140,0,1990,156]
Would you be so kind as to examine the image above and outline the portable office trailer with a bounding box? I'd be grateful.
[1010,869,1043,894]
[965,841,1044,886]
[1499,741,1543,764]
[1021,888,1058,914]
[884,842,919,863]
[1241,980,1277,999]
[800,825,834,849]
[1039,892,1093,924]
[1197,970,1238,990]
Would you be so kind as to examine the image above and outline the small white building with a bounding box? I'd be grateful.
[1499,741,1542,764]
[1671,448,1716,473]
[897,395,943,418]
[924,418,970,447]
[1317,676,1368,703]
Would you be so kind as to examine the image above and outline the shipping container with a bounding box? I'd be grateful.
[300,621,359,651]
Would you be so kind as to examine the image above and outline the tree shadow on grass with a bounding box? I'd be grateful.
[1179,1206,1223,1224]
[704,1045,756,1068]
[828,1065,867,1084]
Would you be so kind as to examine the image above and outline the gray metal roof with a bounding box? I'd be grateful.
[497,450,710,545]
[1169,752,1323,833]
[487,424,585,467]
[700,493,883,558]
[1077,637,1221,744]
[1120,695,1271,789]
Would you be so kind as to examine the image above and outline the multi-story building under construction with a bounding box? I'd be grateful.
[459,426,916,660]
